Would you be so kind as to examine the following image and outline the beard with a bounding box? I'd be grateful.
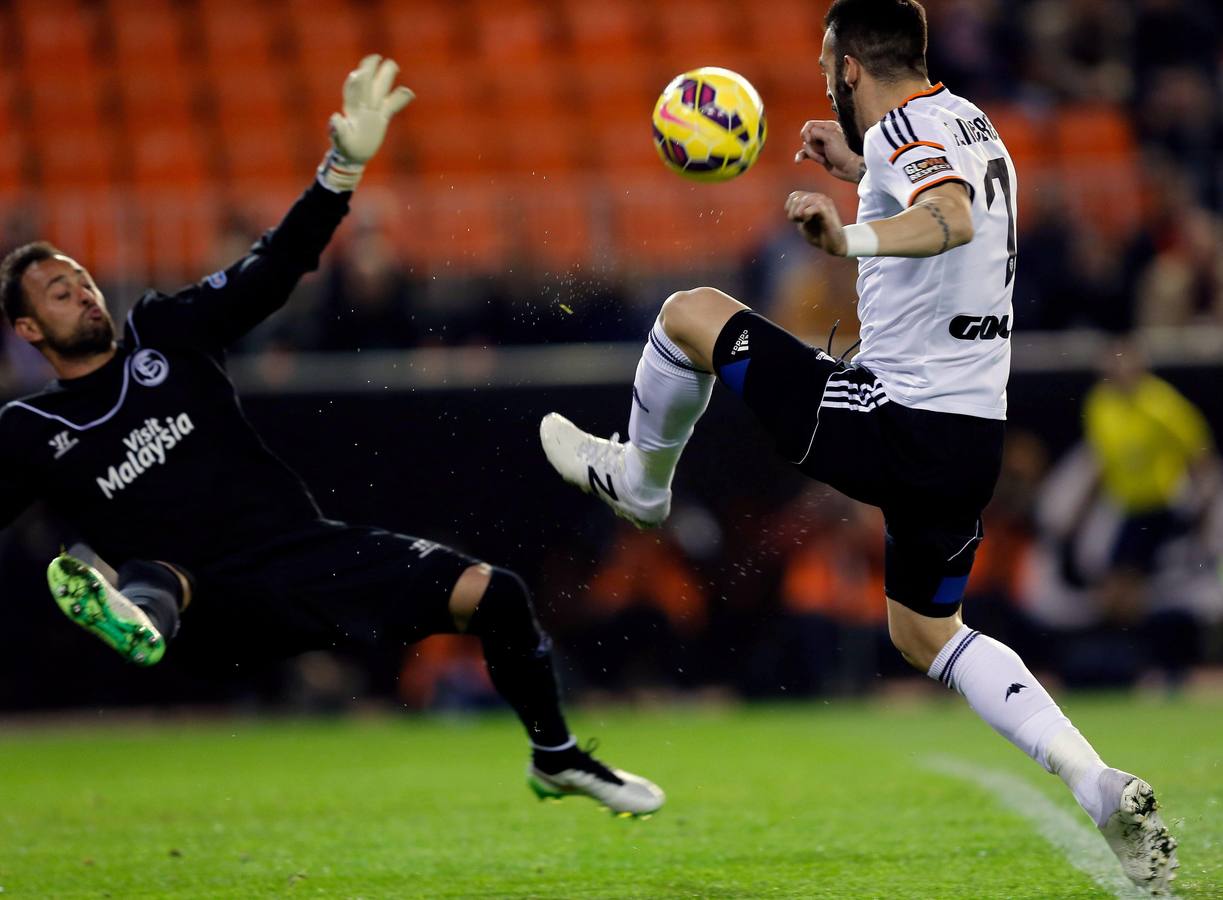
[42,312,115,358]
[831,65,865,155]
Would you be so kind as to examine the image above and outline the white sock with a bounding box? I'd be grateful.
[625,317,714,501]
[929,625,1110,825]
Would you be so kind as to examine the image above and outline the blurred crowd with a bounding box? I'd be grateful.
[0,0,1219,392]
[401,340,1222,710]
[1,0,1221,710]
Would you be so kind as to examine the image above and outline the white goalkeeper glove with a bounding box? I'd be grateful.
[318,54,415,193]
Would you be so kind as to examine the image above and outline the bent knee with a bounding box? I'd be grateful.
[887,606,961,673]
[659,286,741,335]
[658,287,749,370]
[448,562,492,632]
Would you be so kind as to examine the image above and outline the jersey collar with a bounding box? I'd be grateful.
[898,82,946,108]
[56,343,128,391]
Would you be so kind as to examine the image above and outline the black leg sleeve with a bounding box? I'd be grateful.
[466,567,571,747]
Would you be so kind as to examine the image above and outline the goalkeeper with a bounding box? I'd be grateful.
[0,56,663,817]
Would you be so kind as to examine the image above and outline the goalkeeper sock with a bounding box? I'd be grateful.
[625,315,714,501]
[929,625,1109,824]
[116,560,183,641]
[467,567,570,747]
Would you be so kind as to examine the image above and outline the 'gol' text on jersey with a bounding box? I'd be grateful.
[853,83,1016,420]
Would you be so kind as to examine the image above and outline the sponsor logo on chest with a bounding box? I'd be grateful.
[95,413,196,500]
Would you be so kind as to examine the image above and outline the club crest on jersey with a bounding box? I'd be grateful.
[904,156,952,183]
[130,349,169,387]
[206,270,228,289]
[49,429,79,459]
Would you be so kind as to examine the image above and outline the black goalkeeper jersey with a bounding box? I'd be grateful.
[0,180,351,571]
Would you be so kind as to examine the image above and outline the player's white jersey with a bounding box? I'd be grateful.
[853,83,1016,420]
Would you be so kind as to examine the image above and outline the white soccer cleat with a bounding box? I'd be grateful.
[1096,768,1178,893]
[538,413,669,529]
[527,745,665,817]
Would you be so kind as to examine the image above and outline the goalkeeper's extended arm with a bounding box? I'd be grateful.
[317,54,415,193]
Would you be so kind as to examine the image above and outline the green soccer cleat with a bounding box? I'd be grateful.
[47,553,165,666]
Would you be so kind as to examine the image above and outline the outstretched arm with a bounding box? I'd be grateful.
[0,414,38,529]
[785,182,973,258]
[794,120,865,184]
[138,56,415,350]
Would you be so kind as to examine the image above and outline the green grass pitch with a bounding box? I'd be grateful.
[1,695,1220,898]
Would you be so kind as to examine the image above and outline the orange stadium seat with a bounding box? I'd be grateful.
[413,185,506,271]
[196,1,279,69]
[115,66,197,131]
[469,0,556,63]
[584,112,662,174]
[0,69,15,129]
[216,124,298,188]
[649,1,746,64]
[741,0,825,60]
[208,64,292,130]
[13,0,98,75]
[390,66,481,119]
[285,0,374,74]
[559,0,648,62]
[515,186,593,269]
[379,0,461,64]
[106,0,184,71]
[34,126,117,190]
[207,64,300,184]
[1053,104,1135,163]
[27,73,107,129]
[407,112,499,175]
[129,127,210,190]
[483,59,572,119]
[571,61,661,120]
[497,112,582,174]
[0,132,25,195]
[1052,104,1140,235]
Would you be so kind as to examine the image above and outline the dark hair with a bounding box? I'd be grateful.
[0,241,61,325]
[825,0,929,81]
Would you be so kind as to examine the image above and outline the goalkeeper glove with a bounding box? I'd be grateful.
[318,54,415,193]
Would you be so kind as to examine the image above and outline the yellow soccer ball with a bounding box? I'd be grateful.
[651,67,767,182]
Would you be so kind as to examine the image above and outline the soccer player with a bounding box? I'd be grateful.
[0,56,662,818]
[539,0,1176,887]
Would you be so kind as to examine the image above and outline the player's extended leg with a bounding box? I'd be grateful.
[887,599,1178,892]
[448,563,664,817]
[540,286,745,528]
[47,551,190,666]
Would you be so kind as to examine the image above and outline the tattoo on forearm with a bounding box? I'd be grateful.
[927,204,951,254]
[856,161,866,183]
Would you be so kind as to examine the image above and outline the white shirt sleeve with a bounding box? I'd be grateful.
[864,108,971,209]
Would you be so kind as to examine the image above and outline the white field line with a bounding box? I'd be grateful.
[923,755,1168,899]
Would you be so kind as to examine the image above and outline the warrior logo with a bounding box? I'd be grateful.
[49,430,79,459]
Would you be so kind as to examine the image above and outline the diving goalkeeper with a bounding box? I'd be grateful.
[0,56,662,817]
